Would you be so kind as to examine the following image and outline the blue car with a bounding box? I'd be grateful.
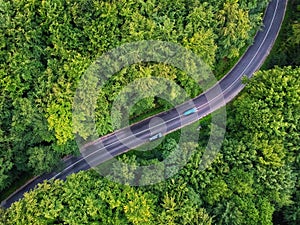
[183,107,197,116]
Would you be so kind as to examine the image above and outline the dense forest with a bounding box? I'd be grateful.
[1,0,299,224]
[1,66,299,224]
[0,0,269,193]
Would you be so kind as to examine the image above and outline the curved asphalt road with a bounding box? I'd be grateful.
[1,0,287,208]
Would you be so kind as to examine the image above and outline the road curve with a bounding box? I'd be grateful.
[1,0,287,208]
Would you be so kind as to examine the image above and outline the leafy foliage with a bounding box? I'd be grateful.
[2,66,298,224]
[0,171,213,225]
[1,0,298,224]
[0,0,267,192]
